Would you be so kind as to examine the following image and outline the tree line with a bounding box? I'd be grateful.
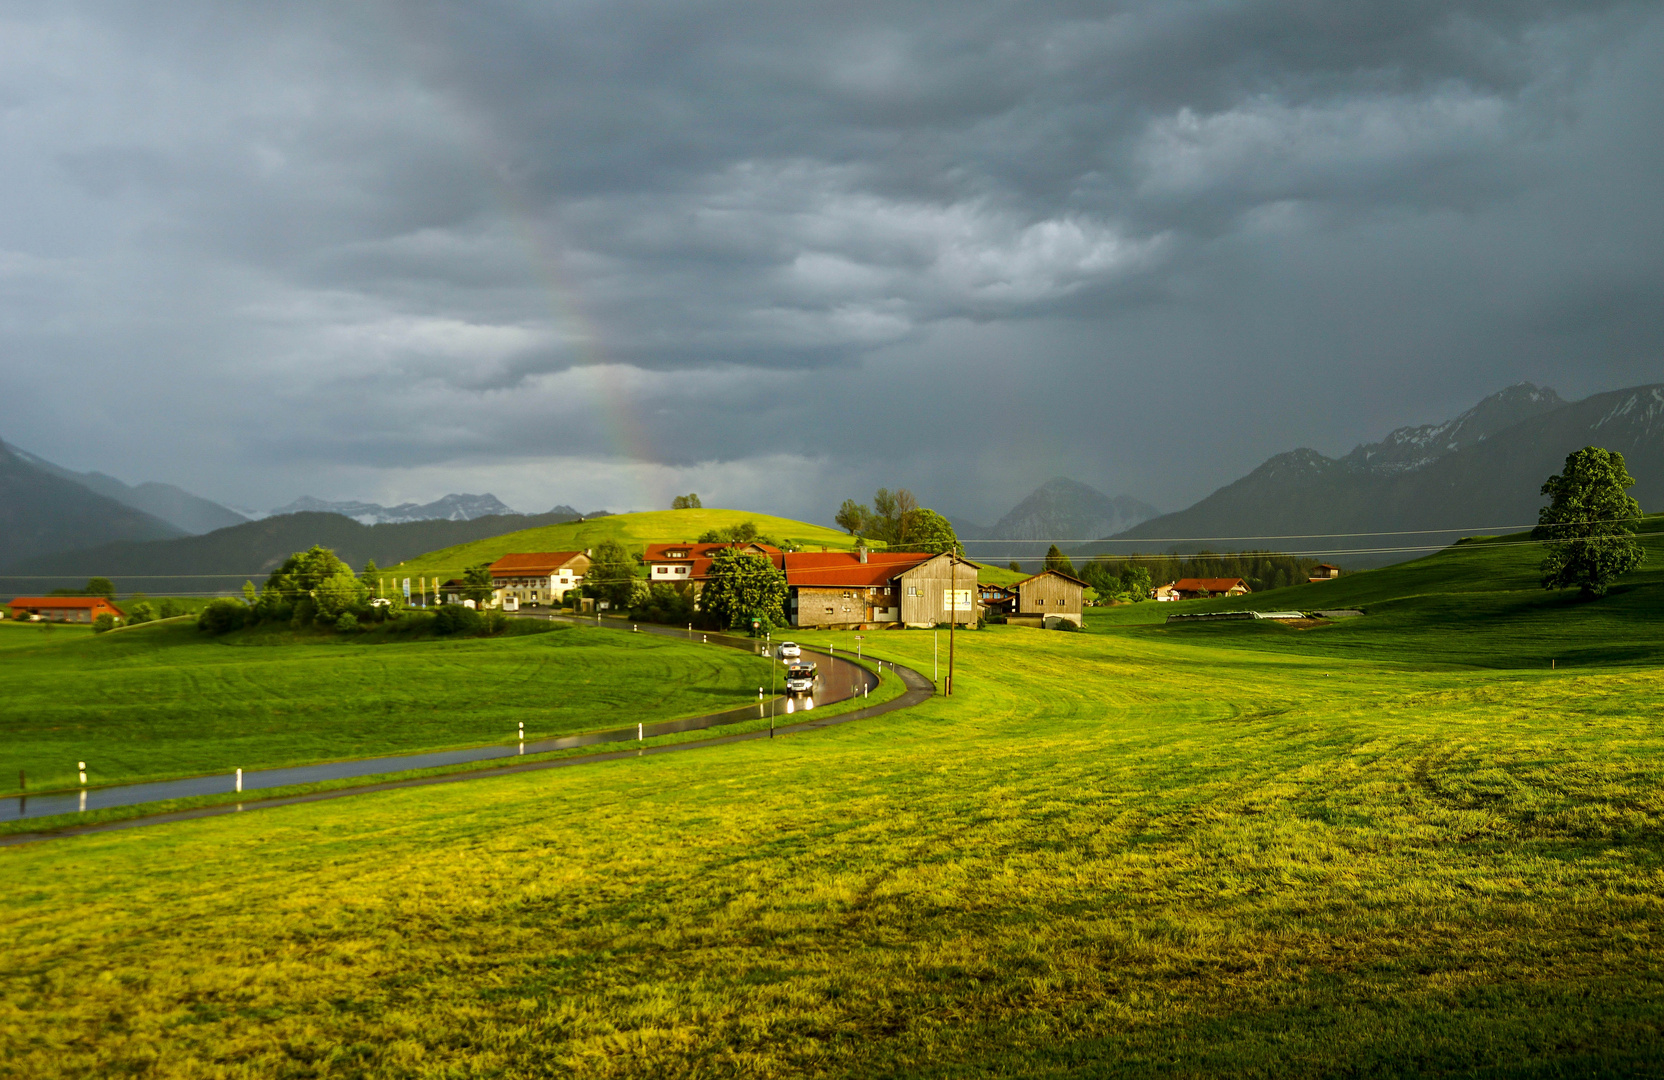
[835,487,962,554]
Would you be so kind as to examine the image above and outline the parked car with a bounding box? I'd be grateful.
[777,641,801,659]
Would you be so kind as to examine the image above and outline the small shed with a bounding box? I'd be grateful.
[1013,570,1086,626]
[1308,563,1342,581]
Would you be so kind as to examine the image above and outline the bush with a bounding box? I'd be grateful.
[432,604,482,635]
[93,613,118,633]
[158,598,187,619]
[480,610,508,635]
[126,601,156,625]
[198,599,248,635]
[335,612,359,632]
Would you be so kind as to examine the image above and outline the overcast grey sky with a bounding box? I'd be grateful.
[2,1,1660,523]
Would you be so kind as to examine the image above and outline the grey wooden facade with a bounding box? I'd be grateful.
[896,554,981,628]
[1014,570,1085,626]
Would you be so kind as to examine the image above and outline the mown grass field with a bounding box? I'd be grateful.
[3,540,1663,1076]
[1088,519,1664,668]
[383,507,871,583]
[0,618,777,796]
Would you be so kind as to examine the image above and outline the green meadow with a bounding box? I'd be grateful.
[383,507,869,584]
[0,618,777,796]
[3,536,1663,1076]
[1088,518,1664,668]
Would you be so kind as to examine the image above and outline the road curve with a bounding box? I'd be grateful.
[0,619,936,847]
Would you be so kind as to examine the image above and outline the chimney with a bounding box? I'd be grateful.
[858,544,868,564]
[585,548,591,557]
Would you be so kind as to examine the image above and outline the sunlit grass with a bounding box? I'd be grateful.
[0,619,778,795]
[4,611,1662,1075]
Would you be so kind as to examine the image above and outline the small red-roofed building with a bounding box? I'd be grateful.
[1170,577,1251,600]
[487,551,592,606]
[1308,563,1342,581]
[9,596,125,624]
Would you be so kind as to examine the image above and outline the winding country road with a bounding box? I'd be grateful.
[0,617,936,846]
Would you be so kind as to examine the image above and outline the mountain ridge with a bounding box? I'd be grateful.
[2,440,248,535]
[1088,382,1664,566]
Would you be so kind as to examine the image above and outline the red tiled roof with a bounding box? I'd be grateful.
[9,596,124,614]
[643,542,781,562]
[488,551,587,575]
[784,551,943,588]
[1171,578,1248,593]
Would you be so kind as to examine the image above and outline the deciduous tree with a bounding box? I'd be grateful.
[835,498,868,535]
[701,548,787,632]
[587,540,638,609]
[1533,446,1646,597]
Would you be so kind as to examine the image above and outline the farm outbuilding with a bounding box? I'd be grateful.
[1010,570,1087,627]
[8,596,125,623]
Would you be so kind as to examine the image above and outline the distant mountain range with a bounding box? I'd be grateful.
[0,509,588,595]
[0,438,602,575]
[954,478,1160,562]
[1084,382,1664,567]
[265,493,527,525]
[3,439,248,536]
[0,441,187,567]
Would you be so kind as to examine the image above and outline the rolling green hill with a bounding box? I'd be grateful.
[1088,515,1664,667]
[382,507,871,583]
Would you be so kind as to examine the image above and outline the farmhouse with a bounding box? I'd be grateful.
[1010,570,1086,627]
[1170,577,1251,600]
[1309,563,1342,581]
[784,550,981,630]
[978,582,1016,616]
[642,542,782,587]
[9,596,125,623]
[488,551,591,606]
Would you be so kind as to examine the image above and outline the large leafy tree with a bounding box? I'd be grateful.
[1533,446,1646,597]
[671,493,702,509]
[259,546,364,620]
[835,498,868,535]
[587,539,638,609]
[868,487,918,545]
[84,576,116,599]
[894,508,962,554]
[700,548,787,632]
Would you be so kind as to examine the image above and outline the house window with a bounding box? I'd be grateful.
[908,586,917,596]
[825,606,834,614]
[676,566,688,575]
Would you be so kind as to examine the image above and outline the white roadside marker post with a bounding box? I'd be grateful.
[235,768,242,793]
[638,722,643,742]
[78,761,87,786]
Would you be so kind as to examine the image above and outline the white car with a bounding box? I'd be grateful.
[777,641,801,659]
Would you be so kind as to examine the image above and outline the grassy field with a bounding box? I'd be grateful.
[0,618,778,796]
[3,539,1663,1076]
[382,507,872,583]
[1087,519,1664,668]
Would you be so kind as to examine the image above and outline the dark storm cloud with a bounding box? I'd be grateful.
[0,1,1658,519]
